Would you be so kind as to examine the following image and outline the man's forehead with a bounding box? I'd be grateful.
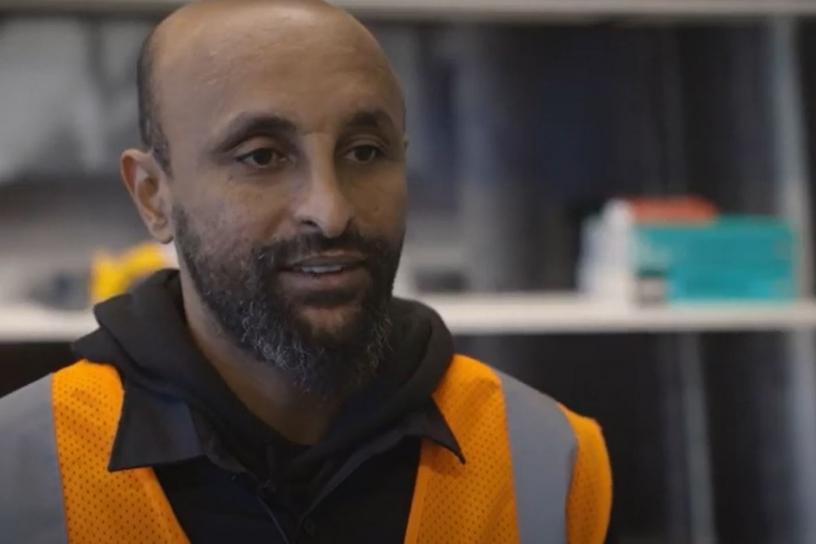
[155,2,345,66]
[151,0,403,135]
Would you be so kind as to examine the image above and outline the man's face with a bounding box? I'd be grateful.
[154,6,407,393]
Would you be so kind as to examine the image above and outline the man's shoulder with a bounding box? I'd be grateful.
[447,353,562,407]
[447,354,606,444]
[0,360,120,421]
[52,359,120,384]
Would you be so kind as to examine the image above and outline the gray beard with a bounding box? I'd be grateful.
[235,296,393,400]
[173,206,398,400]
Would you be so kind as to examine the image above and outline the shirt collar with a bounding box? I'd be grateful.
[408,401,465,463]
[108,384,206,471]
[107,380,464,473]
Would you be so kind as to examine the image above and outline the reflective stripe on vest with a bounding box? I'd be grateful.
[500,369,576,544]
[0,374,68,544]
[0,358,587,543]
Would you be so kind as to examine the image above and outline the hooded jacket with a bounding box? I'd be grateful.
[71,269,464,543]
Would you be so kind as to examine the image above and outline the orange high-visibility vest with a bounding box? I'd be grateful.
[0,356,611,543]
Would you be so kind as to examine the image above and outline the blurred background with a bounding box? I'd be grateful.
[6,1,816,542]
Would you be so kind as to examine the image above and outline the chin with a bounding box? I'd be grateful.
[297,302,365,343]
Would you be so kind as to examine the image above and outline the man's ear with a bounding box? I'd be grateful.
[120,149,174,244]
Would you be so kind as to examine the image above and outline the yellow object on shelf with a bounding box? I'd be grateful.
[90,243,174,303]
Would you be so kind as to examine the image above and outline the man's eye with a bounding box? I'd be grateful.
[345,145,383,164]
[237,148,287,169]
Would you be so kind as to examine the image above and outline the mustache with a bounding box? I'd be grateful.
[252,229,394,269]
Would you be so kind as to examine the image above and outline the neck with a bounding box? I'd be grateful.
[179,274,340,445]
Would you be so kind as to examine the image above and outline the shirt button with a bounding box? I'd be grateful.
[302,518,316,537]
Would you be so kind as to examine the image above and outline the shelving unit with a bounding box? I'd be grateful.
[1,3,816,543]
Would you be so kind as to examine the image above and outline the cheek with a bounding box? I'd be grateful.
[173,172,294,248]
[173,198,254,265]
[349,174,407,239]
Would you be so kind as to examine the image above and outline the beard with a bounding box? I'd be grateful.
[172,206,402,400]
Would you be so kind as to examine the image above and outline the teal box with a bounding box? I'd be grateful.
[634,217,796,302]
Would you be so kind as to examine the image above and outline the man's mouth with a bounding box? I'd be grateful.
[291,263,361,275]
[280,253,370,296]
[286,253,366,275]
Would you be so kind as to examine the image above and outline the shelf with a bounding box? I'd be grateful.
[3,0,816,19]
[0,304,96,343]
[423,294,816,334]
[4,295,816,341]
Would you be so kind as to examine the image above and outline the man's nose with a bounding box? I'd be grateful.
[293,151,353,239]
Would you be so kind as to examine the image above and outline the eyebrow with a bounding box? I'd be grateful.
[210,113,297,154]
[343,109,400,135]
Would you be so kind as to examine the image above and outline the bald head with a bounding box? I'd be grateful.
[123,0,410,396]
[137,0,401,172]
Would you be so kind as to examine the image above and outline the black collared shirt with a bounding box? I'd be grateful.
[73,270,463,544]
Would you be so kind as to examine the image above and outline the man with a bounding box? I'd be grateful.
[0,1,611,542]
